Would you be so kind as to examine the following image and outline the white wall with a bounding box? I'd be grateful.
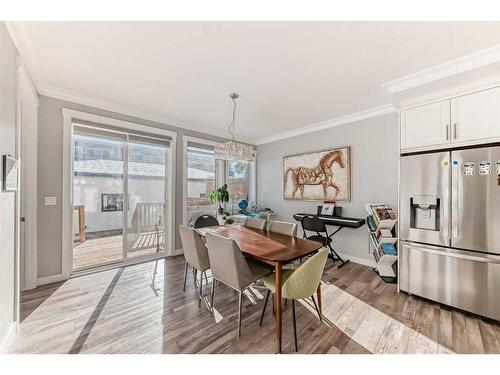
[0,22,18,352]
[256,113,399,265]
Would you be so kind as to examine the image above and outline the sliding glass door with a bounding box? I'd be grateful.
[126,136,168,259]
[72,124,172,272]
[73,132,126,270]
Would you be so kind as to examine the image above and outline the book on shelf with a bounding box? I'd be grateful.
[366,215,377,232]
[366,203,387,217]
[373,207,397,223]
[381,243,397,255]
[375,228,393,240]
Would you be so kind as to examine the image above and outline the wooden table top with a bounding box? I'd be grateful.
[196,224,322,265]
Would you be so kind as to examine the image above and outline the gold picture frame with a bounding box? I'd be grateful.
[283,146,351,202]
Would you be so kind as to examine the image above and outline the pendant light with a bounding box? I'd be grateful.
[214,92,254,161]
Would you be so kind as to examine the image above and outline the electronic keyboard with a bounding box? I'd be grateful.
[293,213,365,229]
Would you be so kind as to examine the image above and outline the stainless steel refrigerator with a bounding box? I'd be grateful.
[399,145,500,321]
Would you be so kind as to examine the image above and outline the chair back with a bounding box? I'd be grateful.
[267,220,297,237]
[282,248,329,300]
[179,225,210,271]
[193,214,219,229]
[205,232,255,291]
[301,215,327,234]
[244,217,266,231]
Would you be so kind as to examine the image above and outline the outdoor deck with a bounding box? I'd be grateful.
[73,231,163,270]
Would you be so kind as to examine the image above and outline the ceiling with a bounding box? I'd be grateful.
[11,21,500,144]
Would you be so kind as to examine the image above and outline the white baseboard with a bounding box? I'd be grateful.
[37,273,67,286]
[0,322,16,353]
[337,252,376,268]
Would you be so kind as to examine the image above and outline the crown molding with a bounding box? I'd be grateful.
[382,44,500,94]
[255,104,396,145]
[5,21,46,89]
[38,85,234,142]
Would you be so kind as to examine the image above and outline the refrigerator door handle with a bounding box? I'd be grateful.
[442,156,450,242]
[452,161,459,238]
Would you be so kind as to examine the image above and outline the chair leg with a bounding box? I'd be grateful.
[237,290,243,336]
[210,277,216,315]
[311,295,322,322]
[292,300,298,352]
[259,290,270,326]
[198,271,204,308]
[182,262,188,292]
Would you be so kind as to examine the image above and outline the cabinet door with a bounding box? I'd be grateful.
[401,100,450,150]
[451,87,500,144]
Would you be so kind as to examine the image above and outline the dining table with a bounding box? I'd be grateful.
[196,224,323,353]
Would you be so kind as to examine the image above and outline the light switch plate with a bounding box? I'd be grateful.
[44,196,57,206]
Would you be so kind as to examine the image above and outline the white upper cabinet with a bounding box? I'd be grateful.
[400,100,450,150]
[450,87,500,144]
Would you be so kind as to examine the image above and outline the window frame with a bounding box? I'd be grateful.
[182,136,256,225]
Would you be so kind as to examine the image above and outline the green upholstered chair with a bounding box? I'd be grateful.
[259,248,328,351]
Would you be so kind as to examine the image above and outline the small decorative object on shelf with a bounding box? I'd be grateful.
[366,202,398,283]
[238,199,249,214]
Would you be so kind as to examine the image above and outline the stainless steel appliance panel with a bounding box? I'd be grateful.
[400,152,451,247]
[452,146,500,255]
[400,241,500,321]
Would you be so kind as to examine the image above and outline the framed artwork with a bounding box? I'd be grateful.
[101,193,124,212]
[2,155,18,192]
[283,146,351,202]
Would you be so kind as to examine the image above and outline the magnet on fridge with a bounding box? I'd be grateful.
[479,161,491,175]
[463,162,475,176]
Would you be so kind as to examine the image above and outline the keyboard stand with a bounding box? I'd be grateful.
[326,226,349,268]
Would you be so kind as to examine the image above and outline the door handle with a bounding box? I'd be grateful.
[412,244,500,264]
[452,161,459,238]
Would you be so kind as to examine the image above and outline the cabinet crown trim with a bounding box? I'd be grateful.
[383,45,500,94]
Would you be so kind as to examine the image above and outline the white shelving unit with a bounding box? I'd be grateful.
[366,205,398,283]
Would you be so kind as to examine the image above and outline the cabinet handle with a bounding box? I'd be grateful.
[446,124,449,141]
[453,123,457,139]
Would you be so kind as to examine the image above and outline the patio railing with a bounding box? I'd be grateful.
[132,202,165,234]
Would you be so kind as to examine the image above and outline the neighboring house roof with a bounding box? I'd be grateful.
[187,167,215,180]
[74,159,215,179]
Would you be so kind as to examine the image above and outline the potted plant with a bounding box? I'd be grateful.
[207,184,230,215]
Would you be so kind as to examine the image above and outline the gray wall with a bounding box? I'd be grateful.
[0,23,17,349]
[37,95,230,278]
[257,113,398,265]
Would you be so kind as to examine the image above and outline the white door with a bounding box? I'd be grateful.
[451,87,500,144]
[400,100,451,150]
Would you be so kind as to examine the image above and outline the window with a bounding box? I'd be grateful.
[226,159,254,212]
[184,137,256,225]
[86,147,103,159]
[185,144,217,226]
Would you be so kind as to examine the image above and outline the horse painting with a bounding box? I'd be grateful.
[283,147,350,201]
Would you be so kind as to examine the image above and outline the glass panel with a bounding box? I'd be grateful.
[186,145,216,225]
[226,159,253,213]
[126,140,167,258]
[73,133,125,270]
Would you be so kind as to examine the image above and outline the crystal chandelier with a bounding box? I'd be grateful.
[214,92,254,161]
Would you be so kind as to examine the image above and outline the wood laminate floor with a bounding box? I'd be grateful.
[9,256,500,354]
